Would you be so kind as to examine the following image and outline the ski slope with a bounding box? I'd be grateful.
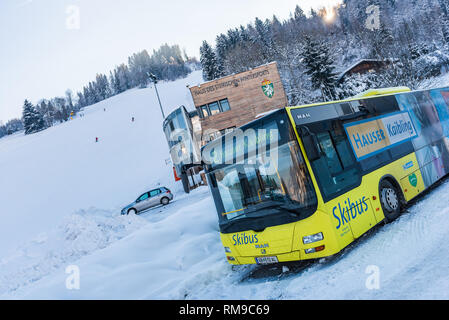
[0,71,204,294]
[2,71,449,299]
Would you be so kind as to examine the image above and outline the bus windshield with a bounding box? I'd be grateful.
[205,110,318,234]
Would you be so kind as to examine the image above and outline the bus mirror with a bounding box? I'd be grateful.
[302,134,321,161]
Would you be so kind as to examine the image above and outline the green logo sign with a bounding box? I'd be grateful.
[262,79,274,98]
[409,173,418,187]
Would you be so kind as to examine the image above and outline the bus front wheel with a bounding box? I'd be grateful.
[379,180,401,223]
[181,172,190,194]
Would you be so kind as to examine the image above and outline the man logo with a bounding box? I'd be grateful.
[297,113,311,120]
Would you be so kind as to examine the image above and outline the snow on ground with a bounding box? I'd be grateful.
[6,178,449,300]
[419,71,449,90]
[5,187,222,299]
[2,71,449,299]
[0,71,204,296]
[0,208,148,296]
[0,70,203,259]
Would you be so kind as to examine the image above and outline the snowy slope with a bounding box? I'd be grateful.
[0,71,203,271]
[2,71,449,299]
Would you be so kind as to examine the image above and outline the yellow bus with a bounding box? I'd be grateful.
[202,86,449,265]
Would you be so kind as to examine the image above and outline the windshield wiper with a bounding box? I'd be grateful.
[279,204,302,216]
[220,216,252,233]
[256,200,302,216]
[220,202,302,233]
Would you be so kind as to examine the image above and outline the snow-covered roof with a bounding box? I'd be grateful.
[338,58,396,81]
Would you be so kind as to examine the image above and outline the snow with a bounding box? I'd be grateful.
[0,71,202,270]
[419,71,449,90]
[7,179,449,300]
[2,70,449,300]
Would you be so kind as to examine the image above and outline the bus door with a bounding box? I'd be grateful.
[300,119,378,239]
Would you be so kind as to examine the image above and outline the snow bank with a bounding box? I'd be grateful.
[3,188,227,300]
[0,208,148,297]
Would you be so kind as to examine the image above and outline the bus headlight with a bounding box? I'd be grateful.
[224,247,232,253]
[303,232,324,244]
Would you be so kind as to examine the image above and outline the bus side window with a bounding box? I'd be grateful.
[309,121,361,200]
[333,131,356,169]
[316,132,342,175]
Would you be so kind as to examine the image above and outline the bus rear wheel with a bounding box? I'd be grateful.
[379,180,401,223]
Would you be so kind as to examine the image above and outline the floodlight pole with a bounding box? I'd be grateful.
[149,73,165,119]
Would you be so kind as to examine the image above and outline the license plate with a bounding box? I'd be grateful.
[255,256,278,265]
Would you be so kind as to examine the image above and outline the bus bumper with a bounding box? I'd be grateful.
[222,210,341,266]
[225,243,339,266]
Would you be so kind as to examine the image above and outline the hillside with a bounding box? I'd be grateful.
[0,70,202,261]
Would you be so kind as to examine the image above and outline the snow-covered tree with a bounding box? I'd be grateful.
[128,50,152,88]
[200,40,224,81]
[36,99,56,128]
[370,22,395,58]
[22,100,45,135]
[0,122,6,139]
[4,118,24,135]
[216,34,229,70]
[52,97,70,123]
[94,74,111,100]
[302,36,340,101]
[65,89,75,112]
[253,17,273,60]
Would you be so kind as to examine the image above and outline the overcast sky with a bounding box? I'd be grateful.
[0,0,342,122]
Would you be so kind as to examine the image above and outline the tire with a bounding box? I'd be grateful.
[161,197,170,206]
[127,208,137,215]
[181,172,190,194]
[379,180,401,222]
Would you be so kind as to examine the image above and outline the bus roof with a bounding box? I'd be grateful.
[287,87,412,112]
[353,87,411,98]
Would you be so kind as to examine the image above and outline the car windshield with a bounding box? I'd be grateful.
[205,110,318,233]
